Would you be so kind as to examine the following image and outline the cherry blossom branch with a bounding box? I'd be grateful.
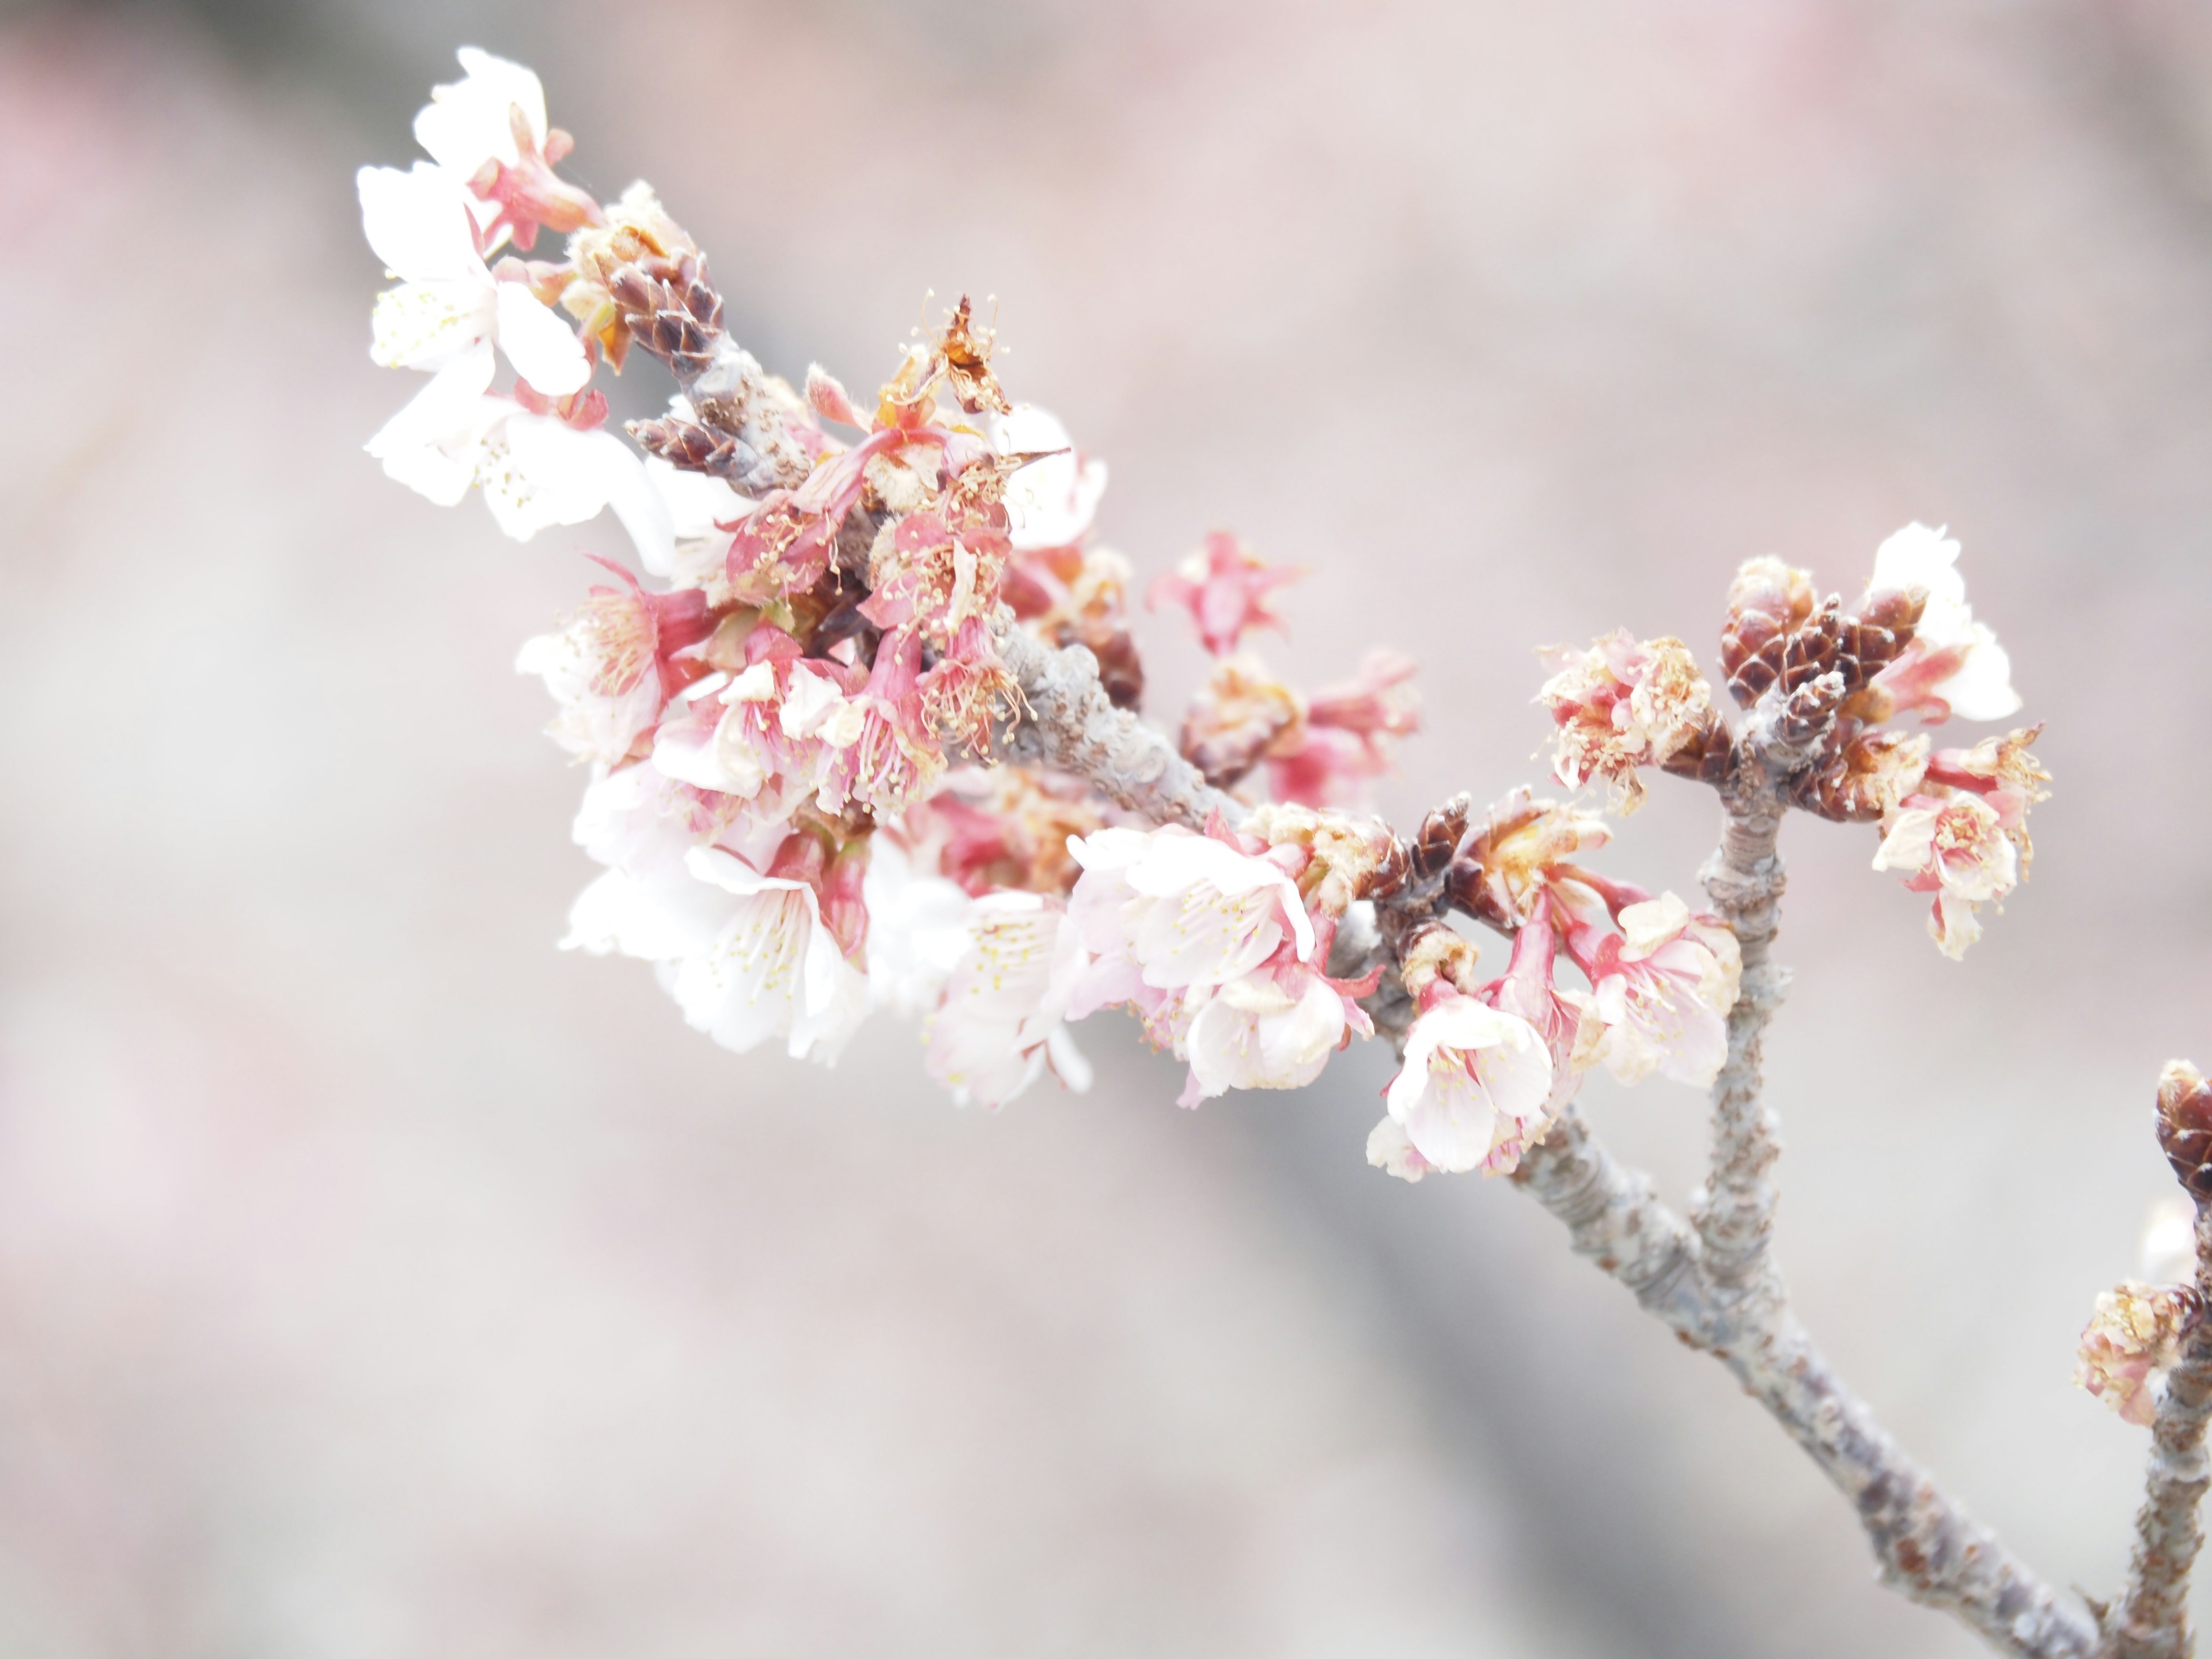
[2108,1072,2212,1658]
[1514,1104,2101,1659]
[986,609,1235,830]
[2108,1204,2212,1659]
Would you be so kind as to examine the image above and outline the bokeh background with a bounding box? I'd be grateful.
[4,0,2211,1652]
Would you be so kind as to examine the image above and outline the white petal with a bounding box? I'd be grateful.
[494,281,590,395]
[414,47,546,177]
[365,344,501,505]
[647,454,751,539]
[1870,522,1965,609]
[560,866,730,961]
[1937,629,2022,721]
[357,162,483,282]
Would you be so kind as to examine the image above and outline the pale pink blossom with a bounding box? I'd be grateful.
[1268,650,1422,808]
[1384,994,1554,1177]
[1865,524,2021,724]
[1482,907,1601,1121]
[650,626,863,820]
[1147,531,1301,658]
[816,627,945,819]
[1066,821,1374,1105]
[1569,891,1740,1088]
[1871,791,2019,960]
[1176,956,1370,1106]
[1066,823,1314,1002]
[515,562,710,766]
[923,893,1093,1108]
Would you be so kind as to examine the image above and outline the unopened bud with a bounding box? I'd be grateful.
[2158,1060,2212,1200]
[1412,793,1471,877]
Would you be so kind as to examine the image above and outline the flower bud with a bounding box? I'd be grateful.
[1719,556,1815,706]
[2158,1060,2212,1200]
[1412,793,1472,877]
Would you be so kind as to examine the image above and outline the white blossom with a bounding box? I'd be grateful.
[924,893,1092,1108]
[664,847,870,1064]
[357,161,588,393]
[1869,523,2021,722]
[991,404,1108,551]
[861,839,976,1017]
[413,48,550,190]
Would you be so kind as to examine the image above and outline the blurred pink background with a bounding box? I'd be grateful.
[5,1,2212,1653]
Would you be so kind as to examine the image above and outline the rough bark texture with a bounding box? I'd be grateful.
[987,612,1234,830]
[2107,1203,2212,1658]
[1697,782,1789,1299]
[1514,1107,2100,1659]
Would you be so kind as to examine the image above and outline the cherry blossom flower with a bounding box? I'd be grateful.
[923,893,1093,1108]
[1871,791,2020,960]
[860,836,976,1017]
[1365,1117,1441,1183]
[1452,789,1611,930]
[644,449,749,587]
[365,361,672,567]
[991,404,1108,551]
[1567,890,1740,1088]
[1865,523,2021,724]
[1538,630,1714,810]
[1382,994,1554,1176]
[412,48,599,251]
[1148,532,1301,658]
[514,559,711,766]
[2077,1279,2202,1427]
[662,844,870,1063]
[817,628,946,819]
[1176,956,1369,1107]
[1065,820,1374,1105]
[1923,724,2050,873]
[1269,649,1422,808]
[905,767,1104,899]
[650,627,865,832]
[1482,907,1601,1119]
[358,160,589,394]
[1066,823,1314,1004]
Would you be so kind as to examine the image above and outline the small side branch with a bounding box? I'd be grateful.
[988,613,1234,830]
[2107,1203,2212,1658]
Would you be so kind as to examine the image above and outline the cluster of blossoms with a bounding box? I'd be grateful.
[1539,522,2047,960]
[359,53,2027,1179]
